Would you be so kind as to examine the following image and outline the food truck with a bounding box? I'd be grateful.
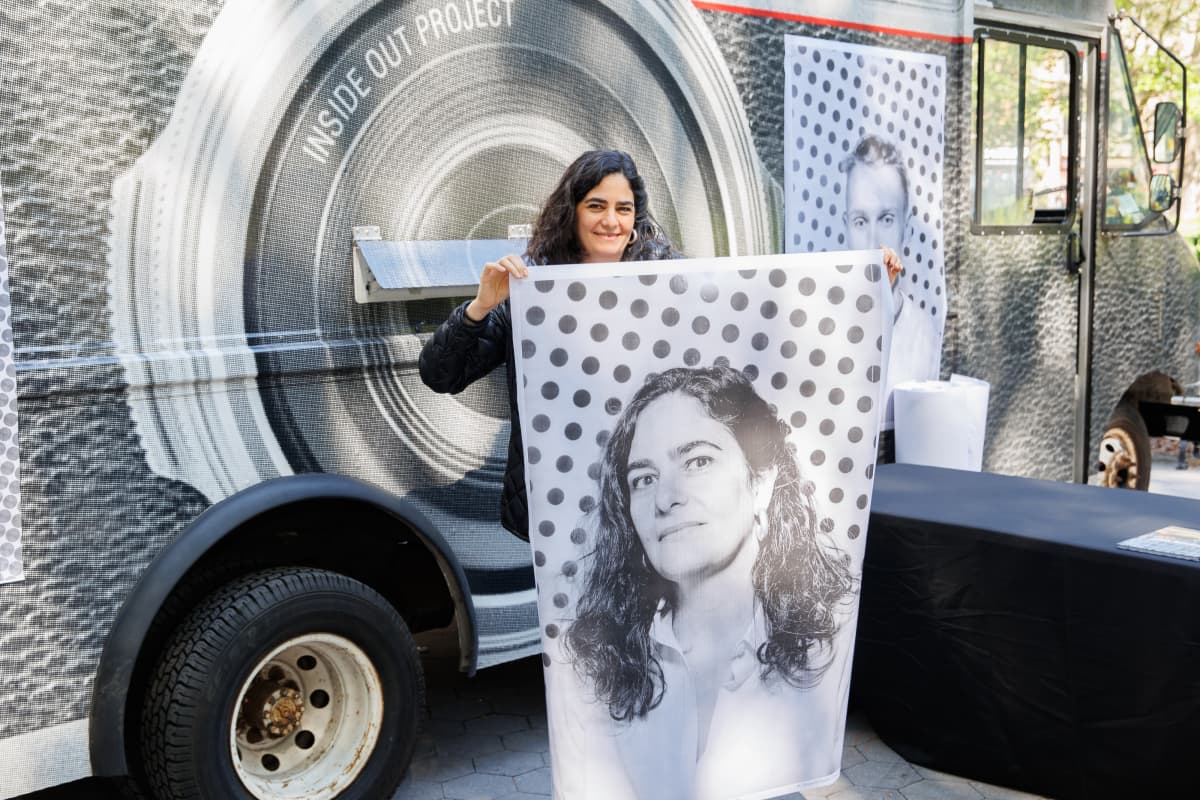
[0,0,1191,797]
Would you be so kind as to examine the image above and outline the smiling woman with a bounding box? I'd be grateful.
[419,150,679,540]
[524,149,681,267]
[562,365,857,799]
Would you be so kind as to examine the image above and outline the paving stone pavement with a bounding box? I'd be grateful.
[1148,442,1200,500]
[393,628,1051,800]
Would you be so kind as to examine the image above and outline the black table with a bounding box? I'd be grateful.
[854,464,1200,800]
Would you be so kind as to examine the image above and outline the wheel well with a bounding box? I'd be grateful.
[1106,370,1188,440]
[1114,370,1183,412]
[176,497,461,632]
[91,476,476,780]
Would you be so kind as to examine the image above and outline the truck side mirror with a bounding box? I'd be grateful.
[1149,173,1176,213]
[1153,102,1181,163]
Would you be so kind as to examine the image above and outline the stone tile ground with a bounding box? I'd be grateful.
[393,628,1051,800]
[1149,439,1200,499]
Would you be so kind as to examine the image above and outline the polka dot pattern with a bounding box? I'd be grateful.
[0,196,23,586]
[784,35,946,360]
[511,254,886,650]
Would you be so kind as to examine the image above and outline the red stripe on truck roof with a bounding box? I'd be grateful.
[692,1,974,44]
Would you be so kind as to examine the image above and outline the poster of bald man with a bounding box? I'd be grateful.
[784,36,947,431]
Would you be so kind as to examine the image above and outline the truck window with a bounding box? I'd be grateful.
[1104,35,1154,228]
[973,35,1076,229]
[1102,24,1179,232]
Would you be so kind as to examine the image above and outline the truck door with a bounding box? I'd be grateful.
[1087,13,1191,494]
[964,15,1102,482]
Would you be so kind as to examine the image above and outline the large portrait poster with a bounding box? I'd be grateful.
[511,252,888,799]
[785,36,948,428]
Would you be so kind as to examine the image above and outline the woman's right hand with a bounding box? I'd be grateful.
[466,254,528,322]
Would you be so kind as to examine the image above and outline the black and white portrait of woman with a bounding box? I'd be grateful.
[565,365,855,798]
[510,253,889,798]
[785,36,948,428]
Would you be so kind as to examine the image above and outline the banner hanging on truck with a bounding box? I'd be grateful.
[0,183,22,586]
[511,251,888,799]
[785,36,948,428]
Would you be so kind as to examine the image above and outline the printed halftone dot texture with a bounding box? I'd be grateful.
[511,256,887,651]
[0,187,23,586]
[784,35,947,325]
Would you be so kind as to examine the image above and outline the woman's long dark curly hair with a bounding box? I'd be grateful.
[525,149,679,265]
[563,366,857,722]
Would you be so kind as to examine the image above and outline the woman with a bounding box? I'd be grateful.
[418,150,679,539]
[558,366,857,799]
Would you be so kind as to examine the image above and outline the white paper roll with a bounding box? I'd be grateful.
[893,375,990,471]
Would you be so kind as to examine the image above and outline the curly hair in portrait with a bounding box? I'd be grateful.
[839,134,909,213]
[525,149,679,265]
[563,365,857,722]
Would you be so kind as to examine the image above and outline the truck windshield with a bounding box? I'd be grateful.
[1104,29,1160,229]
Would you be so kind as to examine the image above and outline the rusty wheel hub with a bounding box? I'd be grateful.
[261,686,304,738]
[230,635,384,800]
[1098,428,1140,488]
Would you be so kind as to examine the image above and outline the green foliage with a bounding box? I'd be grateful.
[1182,220,1200,264]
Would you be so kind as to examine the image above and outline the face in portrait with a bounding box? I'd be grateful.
[843,134,909,253]
[625,391,774,587]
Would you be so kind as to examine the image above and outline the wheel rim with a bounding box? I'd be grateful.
[1098,428,1140,488]
[230,633,384,800]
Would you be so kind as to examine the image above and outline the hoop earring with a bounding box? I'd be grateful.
[628,228,638,244]
[754,512,767,542]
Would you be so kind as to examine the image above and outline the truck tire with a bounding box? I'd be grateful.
[140,567,422,800]
[1097,404,1152,490]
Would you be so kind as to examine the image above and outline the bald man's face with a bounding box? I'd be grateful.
[845,162,907,252]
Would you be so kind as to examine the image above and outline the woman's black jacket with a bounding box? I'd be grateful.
[418,300,529,539]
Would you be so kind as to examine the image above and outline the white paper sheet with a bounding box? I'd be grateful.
[893,374,990,471]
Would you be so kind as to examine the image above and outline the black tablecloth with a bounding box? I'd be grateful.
[854,465,1200,800]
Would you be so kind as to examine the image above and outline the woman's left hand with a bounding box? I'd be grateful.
[881,246,903,287]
